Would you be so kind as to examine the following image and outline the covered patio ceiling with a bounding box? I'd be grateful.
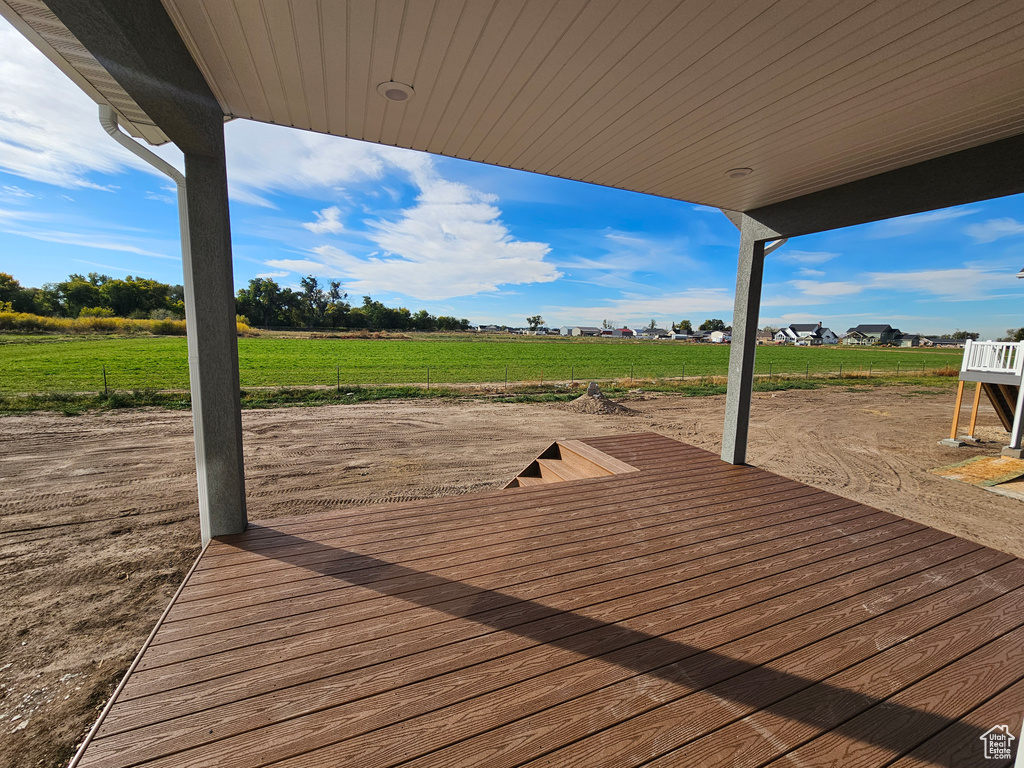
[6,0,1024,228]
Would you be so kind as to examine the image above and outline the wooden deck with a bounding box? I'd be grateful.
[73,433,1024,767]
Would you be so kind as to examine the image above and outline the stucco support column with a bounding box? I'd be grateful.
[45,0,248,541]
[722,215,780,465]
[182,141,247,543]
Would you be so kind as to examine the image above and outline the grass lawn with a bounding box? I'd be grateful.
[0,332,964,394]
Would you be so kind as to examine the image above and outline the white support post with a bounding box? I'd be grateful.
[721,215,781,465]
[1005,383,1024,457]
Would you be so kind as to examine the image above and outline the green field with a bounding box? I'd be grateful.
[0,333,965,394]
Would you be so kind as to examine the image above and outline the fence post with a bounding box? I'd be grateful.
[336,364,340,392]
[868,364,872,377]
[768,361,772,380]
[426,366,430,390]
[897,362,900,376]
[630,363,634,383]
[571,364,574,384]
[504,365,507,390]
[806,363,809,379]
[839,362,843,377]
[102,364,108,396]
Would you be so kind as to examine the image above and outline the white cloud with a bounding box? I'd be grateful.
[302,206,345,234]
[787,279,864,297]
[964,218,1024,243]
[233,129,560,299]
[545,288,736,327]
[262,258,329,274]
[1,207,176,259]
[145,190,175,205]
[867,207,979,238]
[796,268,825,278]
[293,180,558,299]
[2,184,33,199]
[863,266,1015,300]
[777,249,839,265]
[0,19,177,188]
[73,259,154,276]
[255,270,290,279]
[223,120,430,208]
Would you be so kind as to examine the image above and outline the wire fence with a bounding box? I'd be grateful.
[45,357,960,397]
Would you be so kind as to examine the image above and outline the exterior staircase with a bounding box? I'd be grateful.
[505,439,637,488]
[958,340,1024,454]
[982,382,1021,432]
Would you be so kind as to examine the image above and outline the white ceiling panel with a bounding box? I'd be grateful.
[10,0,1024,212]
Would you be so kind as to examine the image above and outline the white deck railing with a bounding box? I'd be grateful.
[961,339,1024,376]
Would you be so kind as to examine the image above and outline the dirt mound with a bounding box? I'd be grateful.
[564,392,636,415]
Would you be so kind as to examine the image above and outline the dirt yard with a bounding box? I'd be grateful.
[2,384,1021,767]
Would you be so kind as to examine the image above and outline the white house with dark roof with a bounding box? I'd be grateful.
[843,324,900,345]
[773,322,838,345]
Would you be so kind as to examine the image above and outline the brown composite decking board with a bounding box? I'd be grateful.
[148,497,876,651]
[99,512,925,741]
[160,477,831,622]
[73,434,1024,768]
[183,465,798,582]
[121,502,894,705]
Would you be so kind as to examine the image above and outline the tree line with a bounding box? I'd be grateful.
[0,272,470,332]
[234,276,470,331]
[0,272,185,320]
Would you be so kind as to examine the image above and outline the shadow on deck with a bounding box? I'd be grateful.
[73,434,1024,767]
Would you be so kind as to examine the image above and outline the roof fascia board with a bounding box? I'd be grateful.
[747,131,1024,239]
[43,0,223,157]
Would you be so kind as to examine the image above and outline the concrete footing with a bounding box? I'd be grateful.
[939,438,966,448]
[1002,446,1024,458]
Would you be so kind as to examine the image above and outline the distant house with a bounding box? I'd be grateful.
[477,324,502,333]
[892,332,922,347]
[561,326,602,337]
[755,330,774,344]
[709,330,731,343]
[843,324,900,345]
[925,337,965,348]
[773,322,838,345]
[636,327,670,339]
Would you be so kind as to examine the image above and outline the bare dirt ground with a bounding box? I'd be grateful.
[2,384,1021,767]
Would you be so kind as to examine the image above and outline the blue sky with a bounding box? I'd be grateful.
[1,18,1022,338]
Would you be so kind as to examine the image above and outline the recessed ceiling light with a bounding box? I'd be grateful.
[377,81,414,102]
[726,167,753,179]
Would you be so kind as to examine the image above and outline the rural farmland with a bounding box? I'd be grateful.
[0,333,965,394]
